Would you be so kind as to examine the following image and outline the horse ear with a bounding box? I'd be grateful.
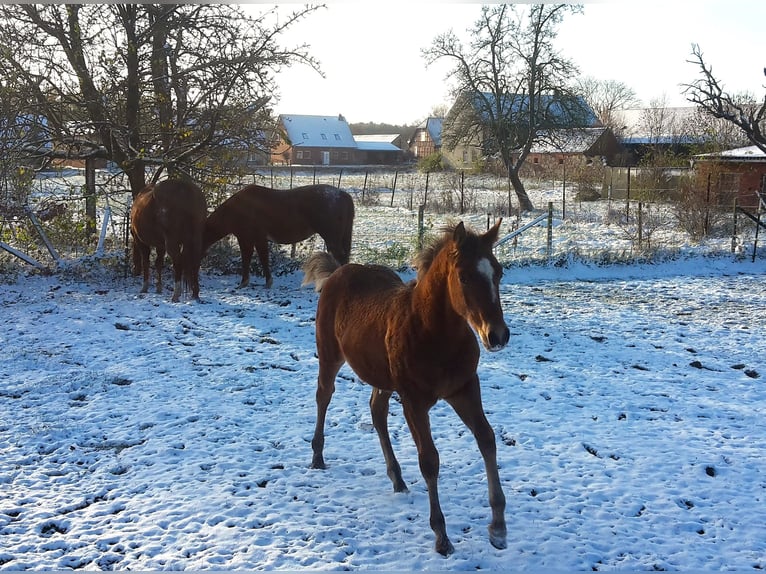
[453,221,467,246]
[484,218,502,246]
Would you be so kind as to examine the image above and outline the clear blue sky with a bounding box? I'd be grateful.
[249,1,766,125]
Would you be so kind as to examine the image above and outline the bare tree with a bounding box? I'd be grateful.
[683,43,766,153]
[575,76,641,131]
[0,4,323,196]
[424,4,584,211]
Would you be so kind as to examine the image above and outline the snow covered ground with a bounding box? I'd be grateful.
[2,174,766,570]
[1,249,765,570]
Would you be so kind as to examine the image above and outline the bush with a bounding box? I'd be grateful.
[417,152,446,173]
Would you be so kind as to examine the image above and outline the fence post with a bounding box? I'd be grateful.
[424,171,430,207]
[417,204,425,250]
[732,198,738,253]
[625,165,631,222]
[390,169,398,207]
[546,201,553,259]
[460,170,465,214]
[705,173,711,236]
[337,168,343,189]
[85,157,97,240]
[638,201,643,249]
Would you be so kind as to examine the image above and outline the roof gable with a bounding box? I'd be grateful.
[279,114,356,148]
[469,92,599,128]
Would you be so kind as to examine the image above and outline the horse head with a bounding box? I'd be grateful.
[448,220,510,352]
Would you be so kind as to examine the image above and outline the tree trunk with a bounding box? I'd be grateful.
[507,165,534,211]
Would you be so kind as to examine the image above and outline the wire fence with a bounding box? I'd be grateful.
[1,166,763,277]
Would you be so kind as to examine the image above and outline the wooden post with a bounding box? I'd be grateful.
[704,173,711,236]
[390,169,398,207]
[638,201,643,249]
[546,201,553,259]
[732,198,738,253]
[362,171,368,202]
[424,171,430,207]
[85,157,97,240]
[460,170,465,214]
[753,199,762,263]
[417,204,425,250]
[625,165,631,222]
[337,168,343,188]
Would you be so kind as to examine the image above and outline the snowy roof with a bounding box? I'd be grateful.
[468,93,598,128]
[695,145,766,162]
[613,107,703,143]
[530,127,610,154]
[354,140,401,152]
[279,114,356,148]
[353,134,400,145]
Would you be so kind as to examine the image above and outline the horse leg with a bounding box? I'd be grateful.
[369,388,408,492]
[254,237,272,288]
[401,398,454,556]
[154,245,165,294]
[310,358,343,470]
[166,242,183,302]
[136,243,151,293]
[236,236,253,289]
[445,379,507,550]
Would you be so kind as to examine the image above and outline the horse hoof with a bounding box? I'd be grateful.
[436,538,455,557]
[489,526,507,550]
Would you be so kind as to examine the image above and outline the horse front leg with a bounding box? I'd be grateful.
[236,236,253,289]
[445,378,507,550]
[311,358,342,470]
[369,388,408,492]
[402,399,453,556]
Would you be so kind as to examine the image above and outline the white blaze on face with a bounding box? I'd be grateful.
[477,257,497,303]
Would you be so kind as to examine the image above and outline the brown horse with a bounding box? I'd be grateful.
[203,183,354,289]
[130,179,207,302]
[302,220,509,556]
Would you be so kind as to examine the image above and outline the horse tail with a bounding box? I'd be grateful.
[340,192,355,264]
[302,251,340,293]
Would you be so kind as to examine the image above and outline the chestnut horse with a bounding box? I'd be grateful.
[203,183,354,289]
[130,179,207,302]
[302,220,509,556]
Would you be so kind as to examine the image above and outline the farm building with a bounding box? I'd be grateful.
[522,127,623,173]
[441,92,600,169]
[692,145,766,210]
[270,114,403,166]
[612,107,705,165]
[408,117,443,160]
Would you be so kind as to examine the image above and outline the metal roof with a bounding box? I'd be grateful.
[279,114,356,148]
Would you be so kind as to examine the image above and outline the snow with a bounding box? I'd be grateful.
[2,181,766,570]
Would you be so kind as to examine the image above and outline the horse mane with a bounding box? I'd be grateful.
[413,223,460,282]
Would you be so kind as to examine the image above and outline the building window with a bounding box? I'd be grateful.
[321,133,328,140]
[720,172,739,193]
[334,134,341,141]
[533,156,539,164]
[302,132,309,140]
[304,150,311,159]
[341,151,348,160]
[420,131,427,142]
[295,150,303,160]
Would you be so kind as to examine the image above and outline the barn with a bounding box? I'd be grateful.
[692,145,766,210]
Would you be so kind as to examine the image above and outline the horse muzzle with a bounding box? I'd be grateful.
[483,323,510,352]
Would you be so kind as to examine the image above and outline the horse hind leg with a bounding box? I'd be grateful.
[253,237,272,288]
[310,357,343,470]
[369,388,407,492]
[153,246,165,294]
